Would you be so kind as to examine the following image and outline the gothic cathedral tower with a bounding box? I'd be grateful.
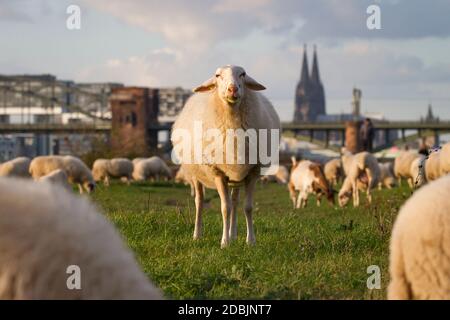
[293,45,326,122]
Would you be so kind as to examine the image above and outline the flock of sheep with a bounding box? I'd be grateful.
[0,65,449,299]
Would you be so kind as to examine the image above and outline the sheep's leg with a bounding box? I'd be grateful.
[214,176,231,248]
[296,192,303,209]
[125,175,131,186]
[78,183,84,194]
[104,175,110,187]
[301,192,308,208]
[229,188,240,241]
[297,190,308,209]
[352,181,359,207]
[407,178,413,189]
[193,180,204,240]
[288,183,297,209]
[366,188,372,204]
[316,193,322,207]
[189,182,195,197]
[378,182,382,190]
[244,175,258,246]
[366,170,374,204]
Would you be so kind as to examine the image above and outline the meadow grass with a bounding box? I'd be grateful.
[90,181,412,299]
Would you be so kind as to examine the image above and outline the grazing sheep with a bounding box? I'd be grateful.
[324,158,343,187]
[132,156,172,182]
[288,158,334,209]
[338,151,380,207]
[29,155,95,194]
[38,169,71,191]
[378,162,396,190]
[92,158,134,186]
[394,151,423,188]
[0,157,31,177]
[260,165,289,184]
[171,65,280,247]
[388,175,450,299]
[0,178,163,299]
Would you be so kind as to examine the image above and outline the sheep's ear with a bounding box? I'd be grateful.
[244,75,266,91]
[193,77,216,92]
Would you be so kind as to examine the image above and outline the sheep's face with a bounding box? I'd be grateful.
[193,65,265,107]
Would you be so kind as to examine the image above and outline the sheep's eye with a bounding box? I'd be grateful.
[240,72,246,77]
[215,74,220,78]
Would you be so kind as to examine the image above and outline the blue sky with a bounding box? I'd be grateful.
[1,0,450,121]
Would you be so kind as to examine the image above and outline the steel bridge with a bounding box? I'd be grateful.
[1,120,449,151]
[1,74,448,152]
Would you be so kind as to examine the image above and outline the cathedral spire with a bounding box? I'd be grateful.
[300,44,310,84]
[310,44,321,84]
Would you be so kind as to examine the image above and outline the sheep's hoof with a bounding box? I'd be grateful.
[246,238,256,246]
[193,233,201,240]
[220,239,230,248]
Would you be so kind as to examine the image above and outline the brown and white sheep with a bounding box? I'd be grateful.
[288,158,334,209]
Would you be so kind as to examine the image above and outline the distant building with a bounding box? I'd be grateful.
[110,87,159,156]
[293,45,326,122]
[74,82,123,116]
[158,87,192,121]
[0,74,192,158]
[421,104,439,123]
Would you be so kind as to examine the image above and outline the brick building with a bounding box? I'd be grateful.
[110,87,159,156]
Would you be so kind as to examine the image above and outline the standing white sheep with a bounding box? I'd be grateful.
[132,156,172,182]
[171,65,280,247]
[0,157,31,177]
[29,155,95,194]
[338,151,380,207]
[0,178,163,299]
[92,158,134,186]
[388,175,450,299]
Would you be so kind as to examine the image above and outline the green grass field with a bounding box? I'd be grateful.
[90,181,412,300]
